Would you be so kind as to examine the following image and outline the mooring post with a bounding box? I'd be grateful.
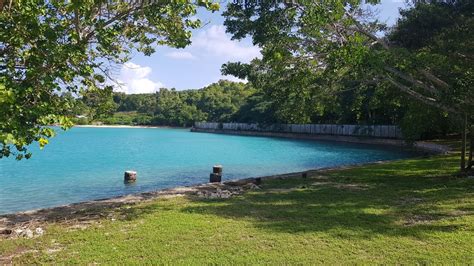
[210,165,222,183]
[210,173,221,183]
[124,170,137,183]
[213,165,223,174]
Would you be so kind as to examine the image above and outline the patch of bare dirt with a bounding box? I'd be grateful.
[0,246,37,264]
[447,208,473,217]
[397,196,425,205]
[311,180,370,191]
[265,188,300,193]
[333,183,370,190]
[310,175,331,181]
[402,213,446,226]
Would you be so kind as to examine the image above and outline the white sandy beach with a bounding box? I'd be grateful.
[73,124,188,129]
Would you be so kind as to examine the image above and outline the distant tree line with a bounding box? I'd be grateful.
[71,78,455,141]
[72,80,255,127]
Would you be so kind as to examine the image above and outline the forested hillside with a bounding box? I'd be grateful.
[72,80,255,127]
[71,78,453,140]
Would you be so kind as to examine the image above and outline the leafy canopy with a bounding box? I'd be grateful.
[222,0,473,126]
[0,0,219,159]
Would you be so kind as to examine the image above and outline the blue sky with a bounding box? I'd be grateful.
[114,0,409,93]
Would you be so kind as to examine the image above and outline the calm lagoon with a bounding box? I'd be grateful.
[0,127,417,214]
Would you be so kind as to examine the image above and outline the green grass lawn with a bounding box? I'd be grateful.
[1,153,473,264]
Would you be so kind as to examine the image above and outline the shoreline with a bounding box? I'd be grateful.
[0,132,451,220]
[73,124,189,129]
[0,152,448,227]
[0,129,452,231]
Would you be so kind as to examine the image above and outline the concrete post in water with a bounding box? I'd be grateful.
[213,165,223,175]
[124,170,137,183]
[210,173,222,183]
[210,165,222,183]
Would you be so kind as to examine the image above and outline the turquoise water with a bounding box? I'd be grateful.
[0,127,416,214]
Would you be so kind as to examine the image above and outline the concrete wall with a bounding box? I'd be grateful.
[194,122,403,139]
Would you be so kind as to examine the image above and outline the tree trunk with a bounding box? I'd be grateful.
[460,114,467,171]
[468,124,473,169]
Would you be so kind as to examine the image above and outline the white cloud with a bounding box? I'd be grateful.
[192,25,261,62]
[165,51,196,60]
[115,62,164,94]
[220,75,247,83]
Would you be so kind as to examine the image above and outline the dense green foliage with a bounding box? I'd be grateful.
[221,0,473,138]
[0,0,218,159]
[1,0,473,161]
[74,80,255,127]
[2,152,473,263]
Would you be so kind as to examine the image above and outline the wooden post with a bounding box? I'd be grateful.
[461,114,467,171]
[469,124,474,169]
[255,177,262,185]
[124,171,137,183]
[302,172,307,178]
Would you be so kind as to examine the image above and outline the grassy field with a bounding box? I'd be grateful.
[1,153,473,264]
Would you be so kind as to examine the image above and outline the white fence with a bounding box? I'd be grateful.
[194,122,403,139]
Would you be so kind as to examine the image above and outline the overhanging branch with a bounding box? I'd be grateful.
[386,76,460,115]
[384,66,440,95]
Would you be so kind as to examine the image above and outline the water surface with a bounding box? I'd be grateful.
[0,127,416,214]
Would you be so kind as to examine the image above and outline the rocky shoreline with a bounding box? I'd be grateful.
[0,176,265,238]
[74,124,188,129]
[0,139,451,239]
[0,162,384,238]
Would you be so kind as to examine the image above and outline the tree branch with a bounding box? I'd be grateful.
[83,5,143,42]
[386,75,460,114]
[74,7,82,41]
[384,66,440,95]
[345,12,390,50]
[420,69,450,89]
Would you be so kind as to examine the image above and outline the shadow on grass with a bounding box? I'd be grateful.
[178,156,473,239]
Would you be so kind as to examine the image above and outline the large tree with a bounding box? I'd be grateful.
[222,0,473,170]
[0,0,218,159]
